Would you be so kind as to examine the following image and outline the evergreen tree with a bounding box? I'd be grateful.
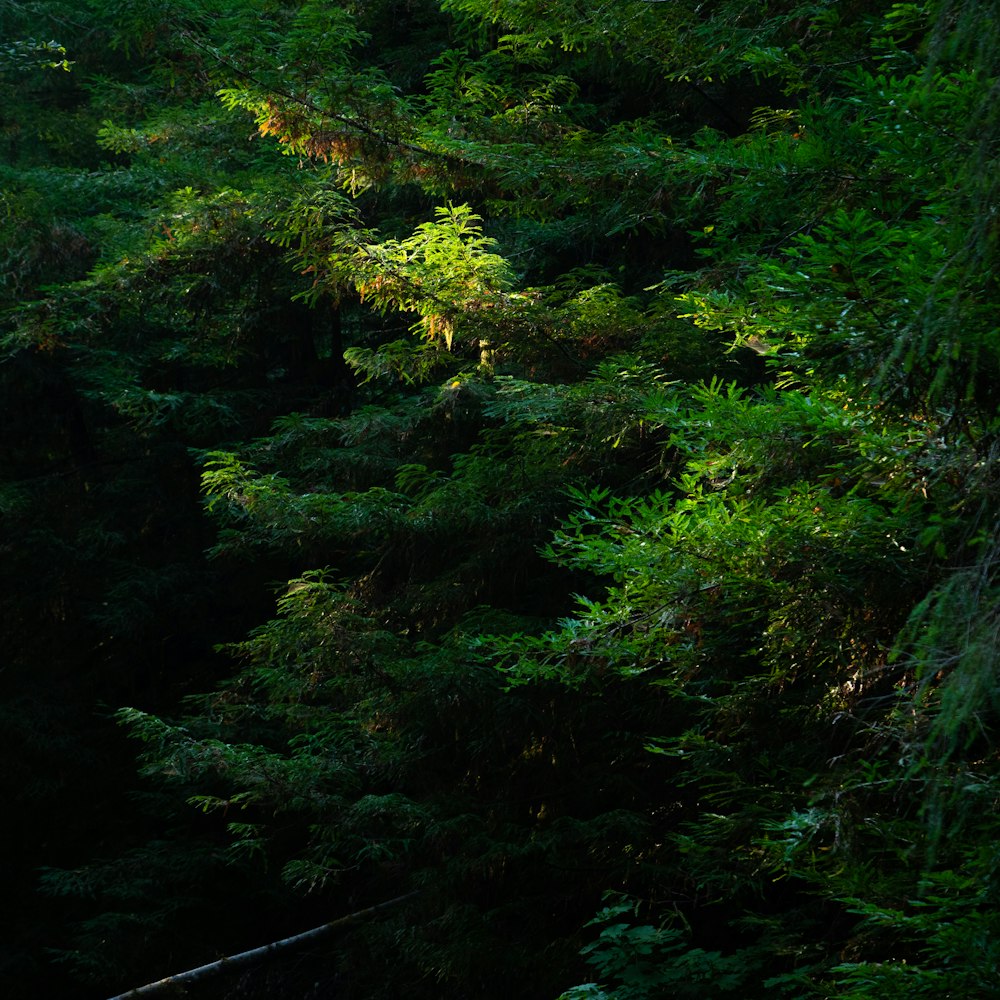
[4,0,999,997]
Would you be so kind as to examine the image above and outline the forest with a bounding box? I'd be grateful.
[1,0,998,997]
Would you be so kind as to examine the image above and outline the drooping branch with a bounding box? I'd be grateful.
[177,28,467,166]
[105,892,419,1000]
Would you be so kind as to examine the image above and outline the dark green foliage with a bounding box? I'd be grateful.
[4,0,1000,997]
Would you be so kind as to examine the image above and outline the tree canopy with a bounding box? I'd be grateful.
[3,0,999,997]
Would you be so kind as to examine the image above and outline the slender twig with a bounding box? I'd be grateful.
[105,892,419,1000]
[177,28,465,165]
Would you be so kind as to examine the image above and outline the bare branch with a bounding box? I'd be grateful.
[106,892,419,1000]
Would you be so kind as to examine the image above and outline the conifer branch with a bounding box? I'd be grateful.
[105,892,419,1000]
[177,28,465,165]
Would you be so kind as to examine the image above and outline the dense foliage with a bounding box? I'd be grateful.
[3,0,999,996]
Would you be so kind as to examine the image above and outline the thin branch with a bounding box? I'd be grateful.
[177,28,465,165]
[105,891,419,1000]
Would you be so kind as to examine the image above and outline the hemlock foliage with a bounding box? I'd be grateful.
[3,0,999,996]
